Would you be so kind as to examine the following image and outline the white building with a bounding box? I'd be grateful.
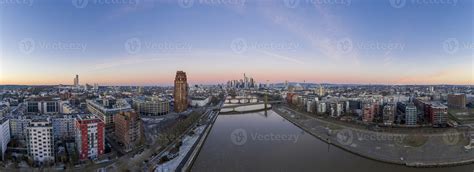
[26,119,54,165]
[59,101,77,114]
[0,117,10,161]
[190,96,210,107]
[317,102,326,114]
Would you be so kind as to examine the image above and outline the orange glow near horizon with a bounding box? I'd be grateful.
[1,69,472,86]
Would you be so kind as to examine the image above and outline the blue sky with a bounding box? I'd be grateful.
[0,0,472,85]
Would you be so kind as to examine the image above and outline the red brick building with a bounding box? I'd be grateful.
[114,111,141,151]
[174,71,189,113]
[447,94,466,109]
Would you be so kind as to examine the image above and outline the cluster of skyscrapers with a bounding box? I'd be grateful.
[226,73,256,89]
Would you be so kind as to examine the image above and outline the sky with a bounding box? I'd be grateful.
[0,0,472,86]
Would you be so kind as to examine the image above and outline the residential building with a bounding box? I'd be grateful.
[0,117,10,161]
[383,104,395,125]
[26,119,54,165]
[51,115,76,140]
[429,102,448,127]
[9,116,32,141]
[114,111,141,151]
[405,103,417,126]
[363,103,375,123]
[75,115,105,160]
[132,97,170,116]
[448,94,466,109]
[86,98,132,132]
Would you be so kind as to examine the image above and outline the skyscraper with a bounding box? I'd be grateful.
[174,71,188,113]
[73,74,79,87]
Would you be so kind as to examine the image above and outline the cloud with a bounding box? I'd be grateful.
[258,50,305,64]
[259,2,360,66]
[91,56,169,71]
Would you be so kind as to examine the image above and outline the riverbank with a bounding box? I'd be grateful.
[273,105,474,168]
[179,110,220,172]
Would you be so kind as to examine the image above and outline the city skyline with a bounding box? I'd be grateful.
[1,0,473,85]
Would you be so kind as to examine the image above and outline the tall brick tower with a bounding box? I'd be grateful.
[174,71,188,112]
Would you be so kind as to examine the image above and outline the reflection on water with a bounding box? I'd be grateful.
[191,110,474,172]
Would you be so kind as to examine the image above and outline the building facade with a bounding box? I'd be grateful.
[114,111,141,151]
[86,98,132,132]
[0,117,10,161]
[132,97,170,116]
[174,71,189,113]
[51,115,76,140]
[75,115,105,160]
[9,116,32,141]
[447,94,466,109]
[429,103,448,127]
[382,104,395,125]
[27,100,60,114]
[405,103,417,126]
[363,103,375,123]
[26,119,54,165]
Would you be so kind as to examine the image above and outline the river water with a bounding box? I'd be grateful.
[191,110,474,172]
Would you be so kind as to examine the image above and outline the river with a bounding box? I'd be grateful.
[191,110,474,172]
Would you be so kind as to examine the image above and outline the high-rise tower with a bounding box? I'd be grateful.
[174,71,188,112]
[73,74,79,87]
